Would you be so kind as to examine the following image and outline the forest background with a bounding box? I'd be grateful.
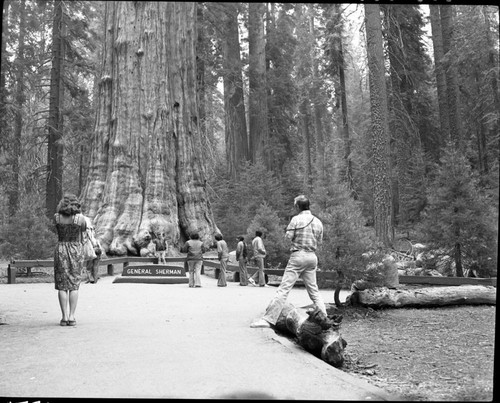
[0,1,498,286]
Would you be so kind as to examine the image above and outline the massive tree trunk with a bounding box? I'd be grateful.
[347,285,496,308]
[222,2,249,180]
[82,2,219,256]
[248,2,269,168]
[429,5,450,145]
[273,304,347,368]
[46,0,64,217]
[364,4,393,246]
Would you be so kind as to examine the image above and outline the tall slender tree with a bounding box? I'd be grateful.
[82,2,219,255]
[248,2,269,168]
[10,0,28,216]
[440,4,463,150]
[324,3,354,195]
[222,2,249,179]
[364,3,393,246]
[429,5,450,147]
[46,0,64,217]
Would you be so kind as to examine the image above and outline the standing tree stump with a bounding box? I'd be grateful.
[273,303,347,368]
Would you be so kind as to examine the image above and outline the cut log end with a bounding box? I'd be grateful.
[275,305,347,368]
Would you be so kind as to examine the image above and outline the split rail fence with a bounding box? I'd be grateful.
[6,257,496,287]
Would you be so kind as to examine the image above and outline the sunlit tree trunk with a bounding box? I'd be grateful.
[82,2,219,256]
[248,2,269,168]
[364,4,393,246]
[429,5,450,146]
[222,2,248,179]
[46,0,64,217]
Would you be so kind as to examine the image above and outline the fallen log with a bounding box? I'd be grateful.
[273,303,347,368]
[347,285,496,308]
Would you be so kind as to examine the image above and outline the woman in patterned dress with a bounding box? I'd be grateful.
[53,193,87,326]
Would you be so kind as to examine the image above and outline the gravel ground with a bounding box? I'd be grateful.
[328,303,496,401]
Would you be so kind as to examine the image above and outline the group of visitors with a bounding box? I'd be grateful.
[180,230,267,288]
[53,193,326,331]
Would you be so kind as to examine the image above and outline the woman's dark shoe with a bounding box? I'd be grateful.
[67,320,76,326]
[60,319,68,326]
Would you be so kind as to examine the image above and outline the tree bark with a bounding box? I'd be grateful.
[82,2,219,255]
[46,0,64,217]
[440,5,463,150]
[248,2,269,168]
[273,304,347,368]
[10,0,27,216]
[364,4,393,246]
[429,5,450,145]
[222,2,249,180]
[347,285,496,308]
[309,5,325,181]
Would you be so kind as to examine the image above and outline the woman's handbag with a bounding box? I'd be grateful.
[83,235,97,261]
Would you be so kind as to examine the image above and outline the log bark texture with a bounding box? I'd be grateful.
[347,285,496,308]
[273,304,347,368]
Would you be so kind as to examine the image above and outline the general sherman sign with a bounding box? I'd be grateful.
[122,265,185,277]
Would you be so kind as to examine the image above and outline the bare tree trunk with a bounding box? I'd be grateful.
[82,2,219,255]
[328,4,354,196]
[300,98,313,192]
[440,5,463,150]
[46,0,64,217]
[364,4,393,246]
[10,0,29,216]
[222,2,249,179]
[309,6,325,181]
[1,0,13,216]
[248,2,269,168]
[429,5,450,146]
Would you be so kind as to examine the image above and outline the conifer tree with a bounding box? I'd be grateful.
[246,201,288,268]
[421,144,497,277]
[312,177,379,305]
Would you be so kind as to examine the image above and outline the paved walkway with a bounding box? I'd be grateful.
[0,272,399,400]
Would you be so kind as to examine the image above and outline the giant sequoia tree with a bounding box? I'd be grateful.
[82,2,219,256]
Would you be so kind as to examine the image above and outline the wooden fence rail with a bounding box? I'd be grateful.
[5,258,496,287]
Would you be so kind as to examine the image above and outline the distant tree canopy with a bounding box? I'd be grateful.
[0,2,498,278]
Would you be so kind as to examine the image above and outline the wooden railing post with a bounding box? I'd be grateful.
[7,263,16,284]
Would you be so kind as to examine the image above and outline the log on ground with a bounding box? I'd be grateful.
[347,285,496,308]
[273,303,347,368]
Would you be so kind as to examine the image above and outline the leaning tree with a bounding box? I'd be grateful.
[81,2,219,256]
